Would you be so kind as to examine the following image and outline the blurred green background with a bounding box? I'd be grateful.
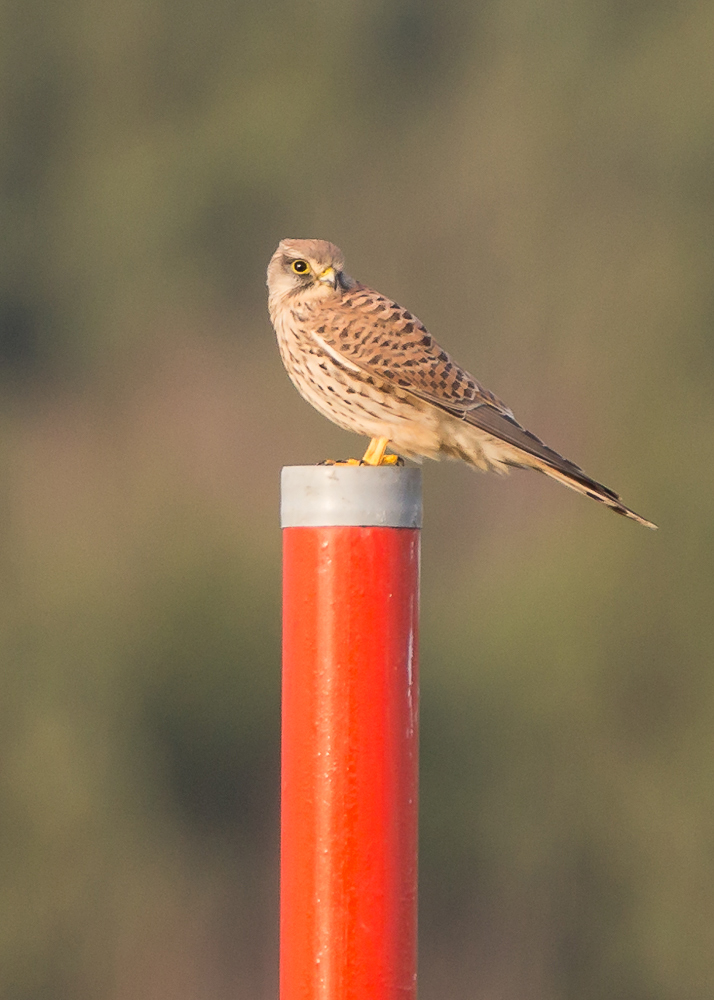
[1,0,712,996]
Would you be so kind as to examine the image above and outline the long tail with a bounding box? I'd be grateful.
[534,462,657,529]
[462,403,657,529]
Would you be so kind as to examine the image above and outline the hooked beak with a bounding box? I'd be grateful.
[318,265,337,289]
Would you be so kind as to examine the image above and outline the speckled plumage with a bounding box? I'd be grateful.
[267,238,656,528]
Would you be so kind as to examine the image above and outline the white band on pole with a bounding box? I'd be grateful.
[281,466,423,529]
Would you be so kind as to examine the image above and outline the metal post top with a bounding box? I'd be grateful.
[281,465,422,528]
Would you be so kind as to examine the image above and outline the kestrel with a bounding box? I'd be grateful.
[267,238,656,528]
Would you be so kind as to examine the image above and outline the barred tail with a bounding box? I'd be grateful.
[534,462,657,529]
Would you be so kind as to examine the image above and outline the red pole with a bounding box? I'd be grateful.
[280,466,421,1000]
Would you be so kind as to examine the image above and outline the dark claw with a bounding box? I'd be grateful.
[359,456,405,467]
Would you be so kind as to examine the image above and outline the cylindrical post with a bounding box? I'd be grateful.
[280,465,421,1000]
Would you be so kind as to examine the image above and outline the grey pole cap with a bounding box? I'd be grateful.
[281,465,422,528]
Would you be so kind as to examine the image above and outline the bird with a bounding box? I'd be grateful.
[267,238,656,529]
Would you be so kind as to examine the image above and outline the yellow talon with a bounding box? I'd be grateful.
[321,437,400,466]
[361,436,390,465]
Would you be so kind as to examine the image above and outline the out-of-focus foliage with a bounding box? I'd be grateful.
[1,0,712,996]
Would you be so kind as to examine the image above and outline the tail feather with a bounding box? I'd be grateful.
[462,402,657,529]
[534,462,658,529]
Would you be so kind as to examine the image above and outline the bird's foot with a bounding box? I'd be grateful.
[319,454,403,466]
[320,436,402,467]
[361,436,390,465]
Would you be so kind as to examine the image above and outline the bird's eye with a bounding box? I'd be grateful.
[291,259,310,274]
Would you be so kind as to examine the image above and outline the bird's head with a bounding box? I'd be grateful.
[267,239,356,304]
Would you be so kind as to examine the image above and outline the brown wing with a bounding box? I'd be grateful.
[312,279,656,528]
[317,283,597,481]
[319,284,502,409]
